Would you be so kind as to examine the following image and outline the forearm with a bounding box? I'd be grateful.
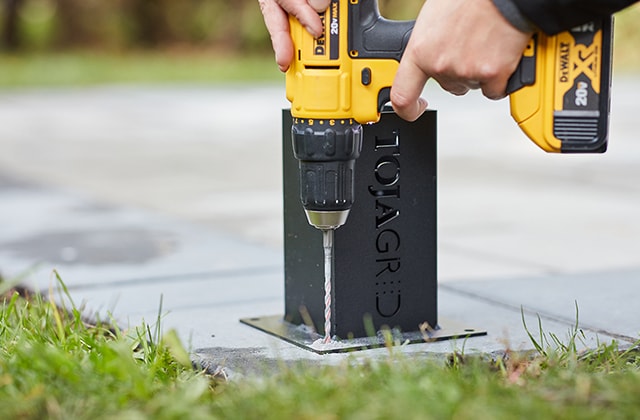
[491,0,535,33]
[494,0,637,34]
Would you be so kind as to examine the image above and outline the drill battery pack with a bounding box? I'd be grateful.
[508,18,614,153]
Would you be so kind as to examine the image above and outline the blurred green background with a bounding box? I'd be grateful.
[0,0,637,87]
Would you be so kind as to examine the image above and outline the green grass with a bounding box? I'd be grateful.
[218,351,640,420]
[1,275,640,419]
[0,50,283,88]
[0,275,216,419]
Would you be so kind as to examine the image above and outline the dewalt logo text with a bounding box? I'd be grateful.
[559,42,570,83]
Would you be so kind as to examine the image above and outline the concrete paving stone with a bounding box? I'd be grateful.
[65,268,625,376]
[436,286,625,352]
[0,85,288,248]
[0,169,630,373]
[0,77,638,370]
[442,268,640,342]
[437,244,553,282]
[67,271,283,323]
[0,175,281,291]
[1,78,638,258]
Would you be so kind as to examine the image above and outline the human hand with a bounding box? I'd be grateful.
[258,0,331,72]
[390,0,533,121]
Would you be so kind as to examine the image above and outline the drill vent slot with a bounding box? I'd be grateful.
[304,65,340,70]
[554,114,599,142]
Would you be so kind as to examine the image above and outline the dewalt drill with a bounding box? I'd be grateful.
[285,1,612,342]
[286,0,613,235]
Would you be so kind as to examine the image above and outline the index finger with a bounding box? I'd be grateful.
[259,0,294,71]
[390,53,430,122]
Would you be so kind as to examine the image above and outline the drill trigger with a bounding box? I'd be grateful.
[377,87,391,112]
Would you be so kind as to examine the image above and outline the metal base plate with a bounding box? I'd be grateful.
[240,315,487,355]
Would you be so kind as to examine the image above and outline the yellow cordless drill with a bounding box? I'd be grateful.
[286,0,413,234]
[285,0,612,342]
[286,0,613,234]
[285,0,414,341]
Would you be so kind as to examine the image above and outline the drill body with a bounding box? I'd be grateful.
[286,0,613,232]
[287,0,413,230]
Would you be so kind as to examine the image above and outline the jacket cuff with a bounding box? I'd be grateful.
[491,0,536,33]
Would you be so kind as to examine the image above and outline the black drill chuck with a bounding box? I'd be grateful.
[292,119,363,230]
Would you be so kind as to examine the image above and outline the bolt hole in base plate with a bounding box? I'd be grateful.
[240,315,487,355]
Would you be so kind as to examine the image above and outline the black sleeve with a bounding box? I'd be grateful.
[511,0,638,34]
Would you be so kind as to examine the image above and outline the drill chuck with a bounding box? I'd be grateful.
[292,119,363,230]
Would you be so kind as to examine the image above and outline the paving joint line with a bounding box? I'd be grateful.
[439,241,562,275]
[440,283,638,344]
[62,265,283,292]
[125,295,284,316]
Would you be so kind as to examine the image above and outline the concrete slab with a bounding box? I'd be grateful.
[0,173,281,291]
[1,79,639,277]
[0,85,288,248]
[0,79,639,374]
[63,266,632,375]
[442,268,640,342]
[0,174,635,377]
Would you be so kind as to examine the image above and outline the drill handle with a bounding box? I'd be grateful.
[348,0,415,61]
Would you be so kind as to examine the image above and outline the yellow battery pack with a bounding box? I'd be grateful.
[508,18,613,153]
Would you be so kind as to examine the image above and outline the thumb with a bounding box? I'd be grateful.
[308,0,331,13]
[390,56,429,122]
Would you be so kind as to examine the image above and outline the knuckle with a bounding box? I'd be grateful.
[428,57,450,78]
[309,0,331,12]
[389,90,413,110]
[285,1,309,19]
[476,63,501,82]
[258,0,270,15]
[483,87,507,100]
[480,78,508,100]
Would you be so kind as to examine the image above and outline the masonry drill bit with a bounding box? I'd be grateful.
[322,229,334,344]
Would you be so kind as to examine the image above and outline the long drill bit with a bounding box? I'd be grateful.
[321,229,334,344]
